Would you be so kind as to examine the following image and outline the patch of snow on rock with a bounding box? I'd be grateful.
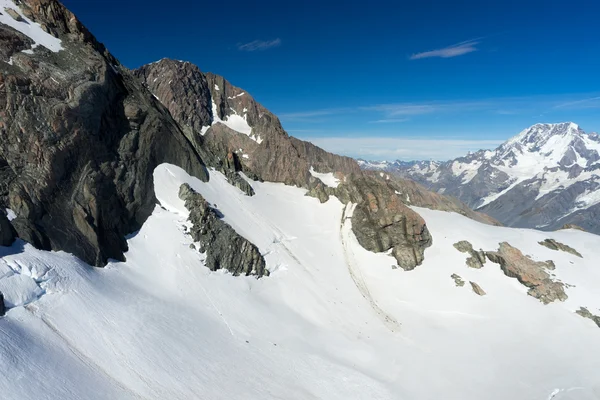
[310,166,340,188]
[0,0,63,52]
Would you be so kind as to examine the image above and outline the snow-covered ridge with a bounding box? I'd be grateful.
[364,122,600,231]
[1,163,600,399]
[0,0,63,52]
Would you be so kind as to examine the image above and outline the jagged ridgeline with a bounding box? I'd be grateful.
[0,0,508,271]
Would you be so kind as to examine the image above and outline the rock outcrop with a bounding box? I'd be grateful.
[469,281,486,296]
[453,240,486,269]
[0,291,4,316]
[179,184,267,277]
[451,273,465,287]
[0,210,15,246]
[0,0,209,266]
[539,239,582,258]
[560,224,586,231]
[485,242,567,304]
[576,307,600,328]
[336,177,432,270]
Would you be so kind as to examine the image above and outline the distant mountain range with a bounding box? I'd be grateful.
[359,122,600,234]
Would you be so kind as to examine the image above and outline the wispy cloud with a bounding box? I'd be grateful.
[369,118,409,124]
[238,38,282,51]
[277,93,600,125]
[277,108,350,121]
[553,96,600,109]
[409,39,480,60]
[364,104,437,116]
[309,137,504,161]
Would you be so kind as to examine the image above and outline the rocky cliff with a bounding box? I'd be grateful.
[0,0,209,266]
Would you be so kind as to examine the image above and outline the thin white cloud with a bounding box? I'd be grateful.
[238,38,282,51]
[308,137,504,161]
[278,108,350,121]
[369,118,409,123]
[553,96,600,109]
[409,39,480,60]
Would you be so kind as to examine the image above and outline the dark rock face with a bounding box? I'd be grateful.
[179,184,267,277]
[0,210,15,246]
[0,291,5,316]
[336,177,432,271]
[453,240,487,269]
[0,0,208,266]
[576,307,600,329]
[485,242,567,304]
[539,239,582,258]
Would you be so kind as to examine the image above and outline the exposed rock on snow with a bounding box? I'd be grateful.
[485,242,566,304]
[453,240,486,269]
[576,307,600,329]
[560,223,586,231]
[179,183,267,277]
[0,290,4,316]
[539,239,582,258]
[335,177,432,271]
[451,273,465,287]
[469,281,486,296]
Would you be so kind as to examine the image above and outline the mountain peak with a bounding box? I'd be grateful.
[503,121,582,150]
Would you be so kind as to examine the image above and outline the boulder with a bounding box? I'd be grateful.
[485,242,567,304]
[469,281,486,296]
[453,240,486,269]
[576,307,600,328]
[539,238,582,258]
[451,273,465,287]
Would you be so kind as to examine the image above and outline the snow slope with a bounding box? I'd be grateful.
[1,164,600,400]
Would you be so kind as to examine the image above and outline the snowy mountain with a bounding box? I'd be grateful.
[1,1,600,399]
[2,164,600,400]
[364,123,600,234]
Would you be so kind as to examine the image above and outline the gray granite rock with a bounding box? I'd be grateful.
[179,184,267,277]
[539,239,583,258]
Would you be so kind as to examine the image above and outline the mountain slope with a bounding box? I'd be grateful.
[1,163,599,400]
[367,122,600,233]
[0,0,210,266]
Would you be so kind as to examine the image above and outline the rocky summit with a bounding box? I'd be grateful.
[361,122,600,234]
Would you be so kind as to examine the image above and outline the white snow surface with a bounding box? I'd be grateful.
[1,163,600,399]
[309,166,340,188]
[0,0,63,52]
[5,209,16,221]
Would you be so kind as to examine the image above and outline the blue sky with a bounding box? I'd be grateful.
[62,0,600,161]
